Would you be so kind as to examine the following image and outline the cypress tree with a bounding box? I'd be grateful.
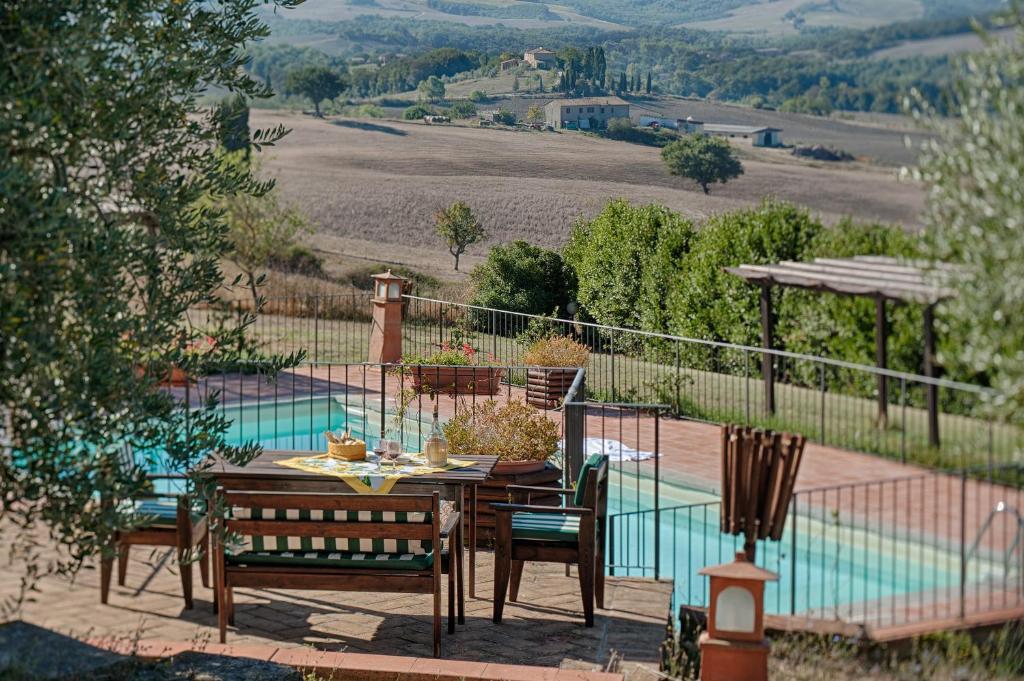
[646,71,652,94]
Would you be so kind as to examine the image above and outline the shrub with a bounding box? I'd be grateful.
[470,240,575,321]
[494,108,516,125]
[523,336,590,367]
[403,103,433,120]
[565,200,695,331]
[665,199,821,346]
[443,400,559,462]
[468,90,489,102]
[447,100,477,119]
[268,244,324,277]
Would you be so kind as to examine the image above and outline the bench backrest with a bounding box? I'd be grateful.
[221,490,441,556]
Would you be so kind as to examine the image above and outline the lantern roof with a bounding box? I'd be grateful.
[371,269,405,282]
[699,552,778,582]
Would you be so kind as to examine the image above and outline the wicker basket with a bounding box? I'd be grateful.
[327,439,366,461]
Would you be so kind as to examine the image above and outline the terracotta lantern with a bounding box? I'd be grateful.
[368,270,406,364]
[698,551,777,681]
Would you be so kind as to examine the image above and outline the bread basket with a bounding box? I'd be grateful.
[325,430,366,461]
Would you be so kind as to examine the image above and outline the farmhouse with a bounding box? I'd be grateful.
[500,57,521,72]
[703,123,782,147]
[523,47,557,69]
[544,97,629,130]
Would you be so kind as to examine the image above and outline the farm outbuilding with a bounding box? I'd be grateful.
[524,47,557,69]
[703,123,783,147]
[545,97,629,131]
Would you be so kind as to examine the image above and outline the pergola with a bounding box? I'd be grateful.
[725,256,956,447]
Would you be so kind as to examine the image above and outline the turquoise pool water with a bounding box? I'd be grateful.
[210,396,964,620]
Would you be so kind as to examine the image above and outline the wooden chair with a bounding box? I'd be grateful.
[100,474,210,609]
[491,453,608,627]
[213,489,459,658]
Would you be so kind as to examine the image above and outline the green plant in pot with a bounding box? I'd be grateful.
[444,399,559,474]
[402,332,504,396]
[522,335,589,409]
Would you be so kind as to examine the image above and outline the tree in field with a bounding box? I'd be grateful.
[646,71,653,94]
[417,75,446,102]
[527,104,545,123]
[618,71,627,92]
[470,241,576,318]
[537,74,544,92]
[215,94,251,155]
[512,75,520,92]
[435,201,485,271]
[284,64,346,117]
[912,7,1024,420]
[1,0,301,610]
[661,135,744,193]
[218,155,312,309]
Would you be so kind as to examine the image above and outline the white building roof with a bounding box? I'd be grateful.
[704,124,781,135]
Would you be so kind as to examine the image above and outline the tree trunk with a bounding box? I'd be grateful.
[246,272,259,312]
[701,183,709,194]
[453,253,460,271]
[314,100,321,118]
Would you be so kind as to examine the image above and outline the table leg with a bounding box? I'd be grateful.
[456,485,465,624]
[469,482,477,599]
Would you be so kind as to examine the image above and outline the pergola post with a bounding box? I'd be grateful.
[760,285,776,416]
[875,297,888,428]
[924,304,940,448]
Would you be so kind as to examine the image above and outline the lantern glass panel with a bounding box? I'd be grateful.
[715,586,755,633]
[388,282,401,299]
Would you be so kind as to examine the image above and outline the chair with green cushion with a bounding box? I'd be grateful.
[214,488,459,658]
[491,453,609,627]
[100,474,210,610]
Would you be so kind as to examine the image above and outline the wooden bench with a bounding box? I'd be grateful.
[213,489,458,657]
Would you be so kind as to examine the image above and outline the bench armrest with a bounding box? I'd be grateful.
[505,485,574,496]
[439,510,461,538]
[490,503,593,516]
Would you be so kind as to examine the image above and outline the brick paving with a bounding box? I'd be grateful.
[0,526,671,671]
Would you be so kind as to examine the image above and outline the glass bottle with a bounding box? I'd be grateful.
[423,408,448,467]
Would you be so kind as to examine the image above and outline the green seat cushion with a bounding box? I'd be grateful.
[511,512,580,541]
[226,550,434,570]
[131,499,203,527]
[573,454,604,507]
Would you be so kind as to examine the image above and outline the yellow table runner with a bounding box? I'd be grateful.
[274,453,478,494]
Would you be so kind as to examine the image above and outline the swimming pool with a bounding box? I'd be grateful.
[211,395,973,622]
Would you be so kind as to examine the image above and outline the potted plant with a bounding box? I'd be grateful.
[402,340,504,396]
[444,399,558,474]
[522,336,589,408]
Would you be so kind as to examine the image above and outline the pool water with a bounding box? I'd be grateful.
[210,396,968,620]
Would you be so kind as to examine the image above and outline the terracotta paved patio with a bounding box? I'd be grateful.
[0,527,671,673]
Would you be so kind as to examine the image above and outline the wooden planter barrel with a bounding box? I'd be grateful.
[525,368,580,409]
[408,366,504,396]
[463,462,563,545]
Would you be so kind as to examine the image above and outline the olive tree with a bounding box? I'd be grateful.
[911,8,1024,420]
[284,64,347,117]
[1,0,301,613]
[435,201,485,271]
[661,135,744,194]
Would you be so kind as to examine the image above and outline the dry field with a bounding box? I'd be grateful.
[681,0,923,35]
[254,109,924,275]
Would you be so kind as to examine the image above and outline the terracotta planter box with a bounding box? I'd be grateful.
[464,462,563,545]
[135,364,190,387]
[408,366,504,396]
[492,459,548,475]
[525,368,580,409]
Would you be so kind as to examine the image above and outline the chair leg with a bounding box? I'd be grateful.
[198,531,210,590]
[509,560,525,603]
[116,545,129,587]
[433,573,442,658]
[447,553,456,635]
[456,517,465,625]
[492,513,512,624]
[226,587,235,626]
[578,546,596,628]
[178,545,193,610]
[100,555,113,605]
[595,542,606,610]
[217,580,228,643]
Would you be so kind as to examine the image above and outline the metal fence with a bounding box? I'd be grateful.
[608,465,1024,630]
[400,295,1022,472]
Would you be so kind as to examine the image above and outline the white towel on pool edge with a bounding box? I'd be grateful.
[558,438,657,464]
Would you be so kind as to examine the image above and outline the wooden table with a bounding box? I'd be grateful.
[205,451,497,601]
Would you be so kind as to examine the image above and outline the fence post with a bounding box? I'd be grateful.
[608,518,616,577]
[959,470,967,620]
[610,331,616,402]
[313,296,320,364]
[900,378,907,464]
[744,349,750,425]
[654,410,661,581]
[790,496,797,615]
[818,363,826,443]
